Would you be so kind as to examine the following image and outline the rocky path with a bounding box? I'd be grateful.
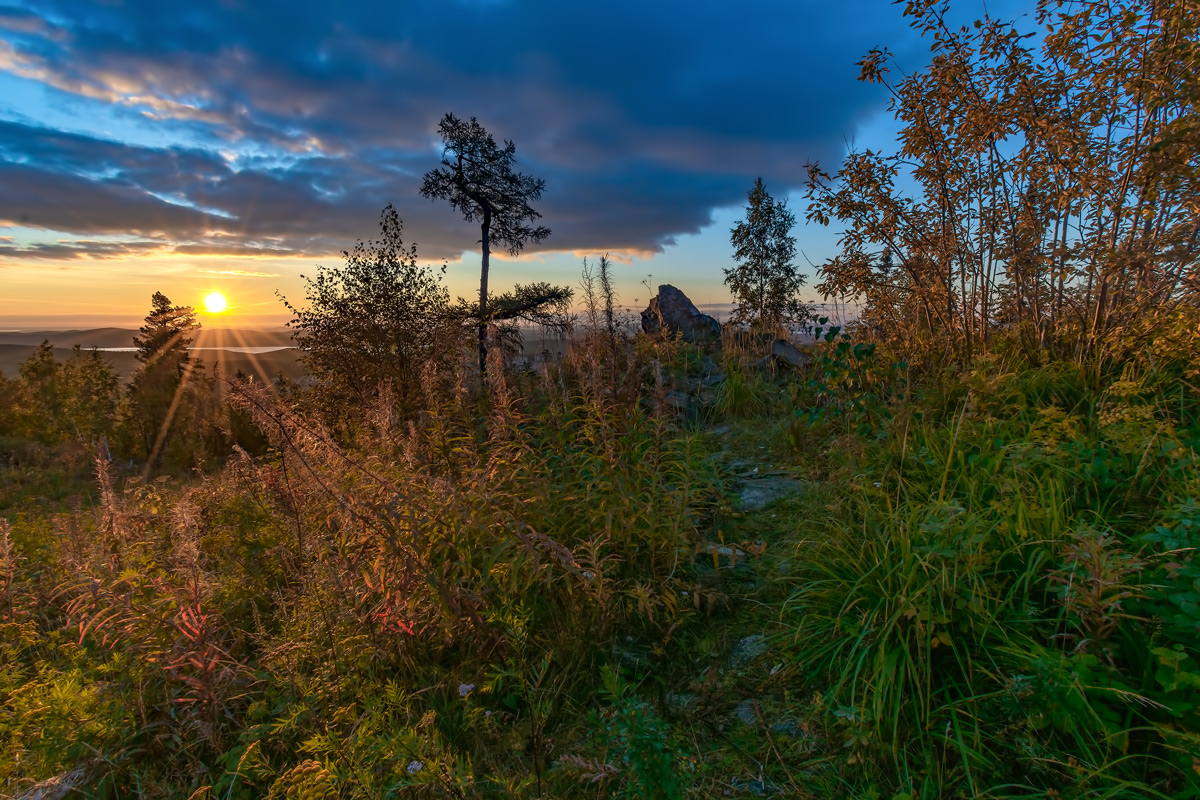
[649,417,822,797]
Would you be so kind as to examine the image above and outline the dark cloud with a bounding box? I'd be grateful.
[0,158,214,236]
[0,120,467,258]
[0,237,160,259]
[0,0,920,259]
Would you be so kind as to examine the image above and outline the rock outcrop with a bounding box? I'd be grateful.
[641,285,721,344]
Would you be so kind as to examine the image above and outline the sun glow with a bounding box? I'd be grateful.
[203,291,228,314]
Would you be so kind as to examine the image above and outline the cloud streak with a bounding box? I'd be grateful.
[200,269,283,277]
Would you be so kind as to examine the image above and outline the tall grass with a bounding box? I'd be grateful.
[780,354,1200,797]
[0,330,722,797]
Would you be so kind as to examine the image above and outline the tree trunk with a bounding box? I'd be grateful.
[479,211,491,375]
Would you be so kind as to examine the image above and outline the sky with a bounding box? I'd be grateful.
[0,0,1027,330]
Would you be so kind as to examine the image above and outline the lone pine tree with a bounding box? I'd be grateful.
[420,113,554,372]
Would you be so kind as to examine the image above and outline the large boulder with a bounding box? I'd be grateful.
[640,285,721,344]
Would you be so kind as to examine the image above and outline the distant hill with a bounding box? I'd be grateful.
[0,328,139,349]
[0,328,295,350]
[0,343,306,384]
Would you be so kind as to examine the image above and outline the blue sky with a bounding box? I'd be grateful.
[0,0,1028,328]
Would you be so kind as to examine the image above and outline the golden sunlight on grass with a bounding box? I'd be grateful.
[203,291,228,313]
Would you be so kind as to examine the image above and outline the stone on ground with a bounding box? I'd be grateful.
[735,477,805,511]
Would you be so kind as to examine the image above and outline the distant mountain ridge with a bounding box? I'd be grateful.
[0,345,305,384]
[0,328,305,383]
[0,328,294,350]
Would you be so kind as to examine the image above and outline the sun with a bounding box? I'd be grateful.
[203,291,228,314]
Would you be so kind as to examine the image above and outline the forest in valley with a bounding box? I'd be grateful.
[2,1,1199,797]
